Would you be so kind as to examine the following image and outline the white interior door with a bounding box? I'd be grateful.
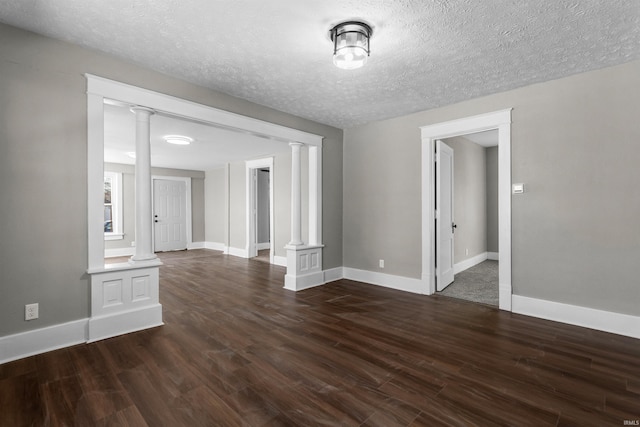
[436,140,455,291]
[154,179,187,252]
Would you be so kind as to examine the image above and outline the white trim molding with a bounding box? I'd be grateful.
[487,252,499,261]
[87,305,163,343]
[187,241,206,250]
[453,252,489,275]
[0,319,88,365]
[86,75,324,147]
[343,268,425,294]
[256,242,271,250]
[227,246,249,258]
[323,267,344,283]
[273,255,287,267]
[421,109,512,311]
[203,241,226,252]
[105,247,136,258]
[512,295,640,340]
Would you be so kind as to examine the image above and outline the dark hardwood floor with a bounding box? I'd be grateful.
[1,249,639,426]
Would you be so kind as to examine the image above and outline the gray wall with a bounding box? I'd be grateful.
[228,162,247,250]
[0,22,343,337]
[444,136,487,264]
[344,59,640,316]
[204,168,227,245]
[486,147,499,253]
[104,163,205,250]
[219,151,300,258]
[203,153,294,258]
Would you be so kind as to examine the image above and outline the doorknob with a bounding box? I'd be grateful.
[452,222,457,233]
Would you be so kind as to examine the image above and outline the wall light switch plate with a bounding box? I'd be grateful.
[512,183,525,194]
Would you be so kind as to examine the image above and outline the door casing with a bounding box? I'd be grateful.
[421,109,512,311]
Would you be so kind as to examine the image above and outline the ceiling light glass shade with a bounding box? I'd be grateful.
[163,135,193,145]
[330,21,372,70]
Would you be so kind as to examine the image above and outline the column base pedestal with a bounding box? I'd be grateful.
[88,263,163,342]
[284,244,325,291]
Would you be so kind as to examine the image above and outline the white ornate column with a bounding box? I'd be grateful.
[288,142,304,246]
[285,142,324,292]
[130,106,157,263]
[86,99,162,344]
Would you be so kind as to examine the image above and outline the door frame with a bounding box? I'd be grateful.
[420,109,512,311]
[151,175,192,252]
[246,157,274,264]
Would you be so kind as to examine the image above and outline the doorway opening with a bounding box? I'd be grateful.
[434,132,499,306]
[246,158,274,265]
[420,109,512,311]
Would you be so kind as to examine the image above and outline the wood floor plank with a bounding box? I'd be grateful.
[2,249,640,426]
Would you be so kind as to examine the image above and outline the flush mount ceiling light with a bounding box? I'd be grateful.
[163,135,193,145]
[330,21,372,70]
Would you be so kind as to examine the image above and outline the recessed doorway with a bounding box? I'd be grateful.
[246,157,274,265]
[434,131,499,306]
[420,109,512,311]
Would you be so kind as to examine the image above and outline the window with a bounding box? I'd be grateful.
[104,171,123,240]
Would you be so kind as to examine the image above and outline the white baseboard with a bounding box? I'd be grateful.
[324,267,344,283]
[284,271,325,291]
[105,247,135,258]
[203,241,226,252]
[487,252,499,261]
[226,246,249,258]
[0,318,88,364]
[187,241,205,250]
[343,267,425,294]
[512,295,640,340]
[454,252,488,275]
[88,304,163,343]
[273,255,287,267]
[256,242,271,250]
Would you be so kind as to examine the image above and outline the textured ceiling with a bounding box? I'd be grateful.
[0,0,639,129]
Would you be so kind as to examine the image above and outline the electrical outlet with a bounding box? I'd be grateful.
[379,259,384,268]
[465,248,469,256]
[131,241,136,247]
[25,303,39,321]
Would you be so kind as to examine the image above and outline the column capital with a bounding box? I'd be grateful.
[289,142,304,148]
[129,106,156,116]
